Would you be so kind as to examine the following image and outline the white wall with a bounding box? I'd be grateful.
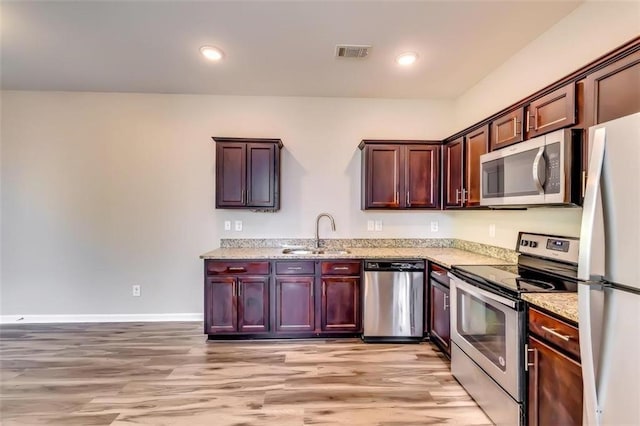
[0,91,454,316]
[450,0,640,250]
[455,1,640,129]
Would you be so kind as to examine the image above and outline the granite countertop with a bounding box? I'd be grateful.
[199,247,513,269]
[522,293,579,323]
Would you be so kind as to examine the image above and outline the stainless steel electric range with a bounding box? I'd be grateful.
[448,232,579,426]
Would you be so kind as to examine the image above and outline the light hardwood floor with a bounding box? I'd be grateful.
[0,322,491,425]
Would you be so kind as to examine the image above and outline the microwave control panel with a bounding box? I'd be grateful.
[545,142,561,194]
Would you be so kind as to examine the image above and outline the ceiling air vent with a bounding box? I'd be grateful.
[335,45,371,59]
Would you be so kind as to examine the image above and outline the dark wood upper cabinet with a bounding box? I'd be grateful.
[405,146,439,208]
[464,125,488,207]
[584,49,640,126]
[213,137,283,210]
[443,127,487,209]
[360,141,440,210]
[526,83,577,139]
[443,138,464,208]
[275,276,315,332]
[321,277,360,332]
[490,107,524,151]
[362,144,402,208]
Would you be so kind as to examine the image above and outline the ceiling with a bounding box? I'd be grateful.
[1,1,583,99]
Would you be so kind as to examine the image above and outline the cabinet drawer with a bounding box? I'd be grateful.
[275,261,315,275]
[206,261,270,276]
[321,261,361,275]
[529,308,580,359]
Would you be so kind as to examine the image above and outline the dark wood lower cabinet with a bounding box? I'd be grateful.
[321,277,360,332]
[237,277,269,333]
[204,259,363,339]
[429,279,450,356]
[275,276,315,332]
[204,277,237,334]
[527,336,583,426]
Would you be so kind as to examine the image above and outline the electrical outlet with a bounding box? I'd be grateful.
[430,221,439,232]
[224,221,231,231]
[132,285,141,297]
[234,220,243,231]
[374,220,383,231]
[367,220,374,231]
[489,224,496,238]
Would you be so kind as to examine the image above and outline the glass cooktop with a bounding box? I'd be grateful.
[452,264,576,296]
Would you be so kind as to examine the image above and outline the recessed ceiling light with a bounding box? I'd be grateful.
[200,46,224,61]
[396,52,418,66]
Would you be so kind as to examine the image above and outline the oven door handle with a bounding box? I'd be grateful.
[450,274,517,309]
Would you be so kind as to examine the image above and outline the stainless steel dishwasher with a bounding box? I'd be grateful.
[362,260,425,342]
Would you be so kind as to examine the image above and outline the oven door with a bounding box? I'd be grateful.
[450,274,523,401]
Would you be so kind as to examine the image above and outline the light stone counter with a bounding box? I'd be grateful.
[522,293,579,323]
[199,247,513,269]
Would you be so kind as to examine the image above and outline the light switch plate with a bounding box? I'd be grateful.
[224,221,231,231]
[374,220,383,231]
[430,221,439,232]
[367,220,374,231]
[235,220,243,231]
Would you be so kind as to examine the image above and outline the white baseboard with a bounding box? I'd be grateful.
[0,313,203,324]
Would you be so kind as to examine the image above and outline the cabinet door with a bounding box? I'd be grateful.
[216,143,246,208]
[527,336,583,426]
[321,277,360,332]
[526,84,576,138]
[205,277,237,334]
[429,281,450,355]
[490,108,524,151]
[464,125,488,207]
[237,277,269,333]
[246,143,276,208]
[585,49,640,126]
[443,138,464,208]
[363,145,402,208]
[404,145,439,208]
[275,277,315,332]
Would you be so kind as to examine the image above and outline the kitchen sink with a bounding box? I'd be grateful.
[281,248,350,255]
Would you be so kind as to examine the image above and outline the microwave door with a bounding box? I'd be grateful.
[481,137,547,205]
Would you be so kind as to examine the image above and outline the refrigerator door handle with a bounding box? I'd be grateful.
[578,127,606,282]
[579,284,602,426]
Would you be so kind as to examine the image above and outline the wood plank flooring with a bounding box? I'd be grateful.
[0,322,491,425]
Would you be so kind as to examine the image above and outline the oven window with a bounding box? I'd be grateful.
[456,289,507,371]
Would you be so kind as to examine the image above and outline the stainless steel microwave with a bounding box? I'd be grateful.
[480,129,582,207]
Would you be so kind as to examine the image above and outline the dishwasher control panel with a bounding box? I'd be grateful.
[364,260,425,271]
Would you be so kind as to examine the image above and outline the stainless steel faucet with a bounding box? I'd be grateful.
[315,213,336,249]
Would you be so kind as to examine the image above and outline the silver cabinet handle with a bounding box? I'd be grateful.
[532,147,546,193]
[333,266,349,271]
[541,326,571,341]
[228,267,246,272]
[287,267,303,270]
[241,189,246,205]
[461,188,467,203]
[232,282,236,297]
[455,189,460,203]
[525,344,537,371]
[395,191,399,204]
[513,116,521,135]
[527,113,535,131]
[581,170,587,199]
[444,294,449,310]
[406,191,410,206]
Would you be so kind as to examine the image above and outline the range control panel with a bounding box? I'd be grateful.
[517,232,579,264]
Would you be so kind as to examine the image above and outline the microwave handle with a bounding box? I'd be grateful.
[532,147,546,193]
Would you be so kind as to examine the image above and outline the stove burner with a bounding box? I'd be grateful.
[500,278,556,291]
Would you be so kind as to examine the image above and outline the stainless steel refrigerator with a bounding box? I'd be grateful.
[578,112,640,425]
